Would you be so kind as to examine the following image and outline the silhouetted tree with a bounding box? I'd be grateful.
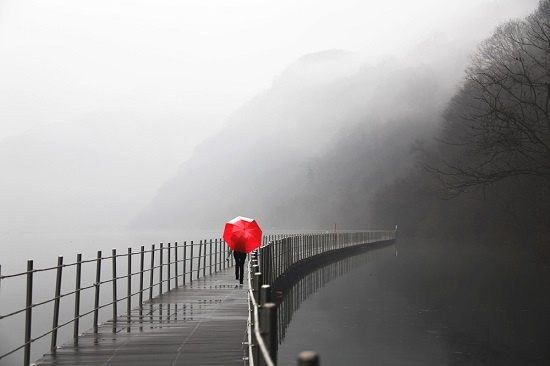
[435,1,550,194]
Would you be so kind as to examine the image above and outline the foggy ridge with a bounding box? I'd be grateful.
[133,40,470,230]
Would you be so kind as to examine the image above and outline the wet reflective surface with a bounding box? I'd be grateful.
[33,271,249,366]
[278,239,550,365]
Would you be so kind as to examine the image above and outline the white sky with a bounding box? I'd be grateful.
[0,0,538,145]
[0,0,540,233]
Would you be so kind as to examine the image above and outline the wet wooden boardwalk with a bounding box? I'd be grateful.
[34,269,248,366]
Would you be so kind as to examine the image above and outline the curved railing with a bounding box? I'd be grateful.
[0,240,232,366]
[245,229,397,366]
[0,229,397,366]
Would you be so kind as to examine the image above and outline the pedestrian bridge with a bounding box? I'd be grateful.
[0,230,397,366]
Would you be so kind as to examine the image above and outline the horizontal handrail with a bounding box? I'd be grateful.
[0,239,233,366]
[248,269,275,366]
[0,229,396,366]
[247,229,397,366]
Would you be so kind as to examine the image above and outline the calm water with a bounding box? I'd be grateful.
[3,234,550,365]
[278,239,550,365]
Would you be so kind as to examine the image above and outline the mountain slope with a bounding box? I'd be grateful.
[134,48,462,230]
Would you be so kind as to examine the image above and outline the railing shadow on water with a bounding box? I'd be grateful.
[0,239,234,366]
[275,241,397,346]
[246,229,397,366]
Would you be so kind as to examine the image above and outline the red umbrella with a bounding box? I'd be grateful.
[223,216,263,253]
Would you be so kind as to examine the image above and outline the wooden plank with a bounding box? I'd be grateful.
[34,270,248,366]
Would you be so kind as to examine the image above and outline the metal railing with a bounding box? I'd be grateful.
[0,229,397,366]
[246,229,397,366]
[0,240,233,366]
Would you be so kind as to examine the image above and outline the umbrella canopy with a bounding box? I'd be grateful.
[223,216,263,253]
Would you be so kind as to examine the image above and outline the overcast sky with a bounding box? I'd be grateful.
[0,0,538,146]
[0,0,540,234]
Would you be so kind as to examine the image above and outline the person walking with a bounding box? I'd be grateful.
[223,216,262,286]
[229,250,247,285]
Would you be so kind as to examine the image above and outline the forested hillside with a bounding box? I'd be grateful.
[134,46,466,230]
[136,1,549,258]
[372,0,550,254]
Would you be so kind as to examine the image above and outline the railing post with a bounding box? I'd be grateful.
[221,240,224,270]
[190,241,194,284]
[149,244,155,300]
[268,245,273,286]
[203,240,207,278]
[51,256,63,352]
[183,241,187,285]
[139,245,145,305]
[261,284,271,305]
[250,281,259,366]
[174,242,179,288]
[159,243,164,296]
[73,253,82,341]
[112,248,118,325]
[297,351,319,366]
[274,242,278,279]
[127,247,132,325]
[261,302,277,365]
[167,243,171,291]
[223,241,226,269]
[93,251,102,333]
[209,239,213,276]
[219,239,222,272]
[197,240,206,279]
[254,272,263,304]
[259,248,265,275]
[24,260,33,366]
[214,239,222,272]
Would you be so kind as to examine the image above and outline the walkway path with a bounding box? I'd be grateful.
[34,269,248,366]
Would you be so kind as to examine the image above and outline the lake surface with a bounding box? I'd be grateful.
[2,234,549,365]
[278,239,550,365]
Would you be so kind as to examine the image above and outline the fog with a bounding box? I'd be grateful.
[0,0,539,238]
[4,3,550,364]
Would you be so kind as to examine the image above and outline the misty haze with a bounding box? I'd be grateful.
[1,0,550,364]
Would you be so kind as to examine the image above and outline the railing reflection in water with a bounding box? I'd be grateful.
[247,229,397,366]
[276,241,397,346]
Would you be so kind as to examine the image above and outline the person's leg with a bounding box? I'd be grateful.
[233,252,239,280]
[235,252,246,284]
[239,257,245,284]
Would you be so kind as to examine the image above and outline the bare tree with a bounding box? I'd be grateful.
[435,2,550,195]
